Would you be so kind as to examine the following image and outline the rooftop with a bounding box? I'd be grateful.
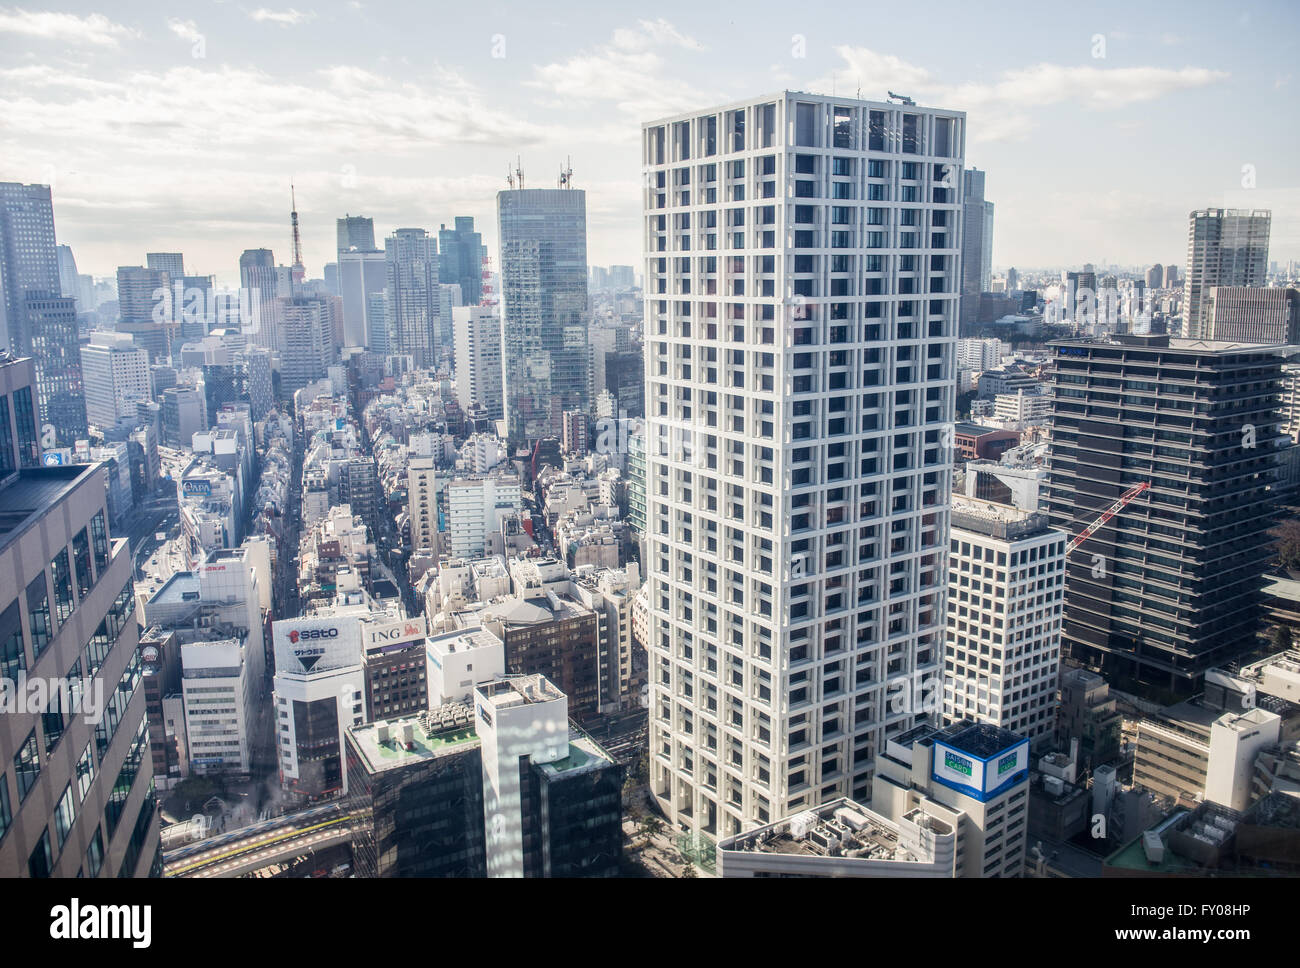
[347,702,480,774]
[718,797,952,866]
[940,721,1026,760]
[0,466,99,554]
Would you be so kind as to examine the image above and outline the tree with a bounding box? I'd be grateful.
[638,815,664,846]
[679,851,698,878]
[1270,519,1300,570]
[1272,624,1293,652]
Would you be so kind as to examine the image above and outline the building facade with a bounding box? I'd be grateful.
[642,93,963,838]
[1183,209,1271,340]
[1046,334,1285,693]
[498,187,590,446]
[0,355,159,877]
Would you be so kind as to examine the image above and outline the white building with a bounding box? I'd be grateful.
[81,330,150,429]
[271,610,368,797]
[407,456,439,554]
[873,721,1031,878]
[993,389,1051,425]
[453,305,505,420]
[945,496,1065,747]
[642,92,962,836]
[955,337,1003,372]
[181,637,256,775]
[426,626,507,705]
[475,675,572,877]
[446,472,522,559]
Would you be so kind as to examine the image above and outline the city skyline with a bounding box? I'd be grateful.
[2,1,1298,284]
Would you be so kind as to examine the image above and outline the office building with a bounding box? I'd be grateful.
[360,614,429,721]
[642,93,962,837]
[272,610,368,799]
[1146,264,1164,290]
[445,472,522,558]
[944,496,1065,748]
[237,248,279,352]
[453,305,505,420]
[338,247,386,350]
[384,228,440,368]
[22,293,86,447]
[439,217,487,307]
[0,183,60,353]
[1046,334,1285,693]
[146,253,184,277]
[337,215,376,254]
[498,186,589,446]
[160,385,207,449]
[873,721,1030,878]
[960,167,994,329]
[345,675,623,878]
[1206,285,1299,344]
[180,637,256,776]
[0,355,160,877]
[407,456,438,554]
[1184,209,1271,339]
[280,296,336,395]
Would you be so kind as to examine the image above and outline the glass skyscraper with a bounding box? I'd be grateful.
[384,228,440,369]
[498,188,589,447]
[439,216,487,307]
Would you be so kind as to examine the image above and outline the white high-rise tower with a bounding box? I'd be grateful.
[642,93,965,840]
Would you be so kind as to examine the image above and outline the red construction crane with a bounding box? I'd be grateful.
[1065,481,1150,555]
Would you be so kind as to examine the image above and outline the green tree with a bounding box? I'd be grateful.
[1272,624,1293,652]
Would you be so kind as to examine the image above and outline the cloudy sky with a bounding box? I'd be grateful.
[2,0,1297,286]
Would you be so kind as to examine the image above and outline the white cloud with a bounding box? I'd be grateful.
[811,47,1228,144]
[0,8,134,47]
[529,19,712,120]
[168,18,203,44]
[0,62,545,159]
[249,8,315,26]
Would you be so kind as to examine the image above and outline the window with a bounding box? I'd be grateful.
[795,102,818,146]
[54,784,76,849]
[72,527,93,598]
[13,386,39,468]
[85,825,104,878]
[28,828,53,878]
[51,548,74,623]
[90,511,110,575]
[76,741,95,802]
[0,773,10,844]
[0,394,14,477]
[26,573,52,660]
[1,598,24,682]
[14,730,39,801]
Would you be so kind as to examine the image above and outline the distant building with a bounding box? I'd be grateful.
[1206,286,1299,344]
[1184,209,1271,339]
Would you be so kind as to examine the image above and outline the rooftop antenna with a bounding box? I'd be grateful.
[559,157,573,189]
[515,156,525,191]
[506,164,514,189]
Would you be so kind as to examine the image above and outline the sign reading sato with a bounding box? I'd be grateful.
[930,724,1030,802]
[271,616,362,675]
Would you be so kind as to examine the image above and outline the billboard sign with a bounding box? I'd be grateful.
[272,615,361,675]
[931,735,1030,802]
[182,479,212,497]
[364,615,428,652]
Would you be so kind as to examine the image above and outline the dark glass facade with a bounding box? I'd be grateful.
[498,189,589,446]
[1046,335,1284,696]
